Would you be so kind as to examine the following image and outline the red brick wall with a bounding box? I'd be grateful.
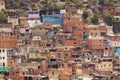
[85,27,107,33]
[63,13,84,32]
[87,39,105,50]
[0,36,18,48]
[63,39,76,46]
[59,74,71,80]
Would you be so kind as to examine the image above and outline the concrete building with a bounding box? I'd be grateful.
[27,9,42,28]
[95,58,113,71]
[19,17,28,26]
[0,48,7,68]
[0,36,17,73]
[0,23,13,36]
[7,17,19,26]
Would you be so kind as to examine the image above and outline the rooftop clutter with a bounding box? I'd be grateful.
[0,0,120,80]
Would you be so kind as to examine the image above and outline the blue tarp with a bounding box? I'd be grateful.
[42,14,63,24]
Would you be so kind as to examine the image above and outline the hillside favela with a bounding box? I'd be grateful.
[0,0,120,80]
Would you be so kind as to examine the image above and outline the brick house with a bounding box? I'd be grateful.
[0,36,18,70]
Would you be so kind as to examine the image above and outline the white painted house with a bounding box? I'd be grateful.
[0,0,5,10]
[0,48,7,67]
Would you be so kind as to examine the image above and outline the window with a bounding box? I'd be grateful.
[116,18,119,21]
[95,33,97,35]
[74,42,77,44]
[101,32,105,36]
[109,8,111,11]
[23,72,25,75]
[109,64,111,66]
[97,66,98,68]
[104,64,106,67]
[11,49,13,52]
[64,47,69,50]
[116,13,118,16]
[1,3,3,5]
[66,54,68,56]
[91,33,93,35]
[3,49,5,52]
[3,63,5,67]
[38,66,40,69]
[62,64,64,68]
[78,66,81,69]
[88,57,90,60]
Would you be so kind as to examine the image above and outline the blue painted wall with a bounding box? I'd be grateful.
[42,14,63,24]
[114,47,120,56]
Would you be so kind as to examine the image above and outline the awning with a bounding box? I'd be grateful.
[0,67,7,72]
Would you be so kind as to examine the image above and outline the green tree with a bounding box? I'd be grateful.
[41,0,47,4]
[91,0,98,6]
[5,0,13,9]
[91,14,98,24]
[51,2,65,9]
[99,0,110,6]
[72,0,83,8]
[99,0,119,6]
[65,0,83,8]
[104,0,111,5]
[65,0,71,4]
[0,9,7,23]
[82,11,90,20]
[103,13,116,26]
